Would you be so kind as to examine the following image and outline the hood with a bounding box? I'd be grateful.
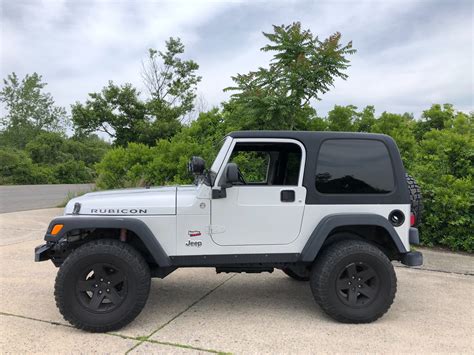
[65,186,179,216]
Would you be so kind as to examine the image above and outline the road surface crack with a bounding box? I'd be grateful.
[0,312,231,354]
[125,274,236,354]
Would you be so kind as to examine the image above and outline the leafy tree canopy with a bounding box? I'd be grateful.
[224,22,356,130]
[0,72,68,148]
[71,82,147,146]
[72,37,201,146]
[141,37,201,118]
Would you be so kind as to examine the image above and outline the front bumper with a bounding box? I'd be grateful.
[35,243,52,262]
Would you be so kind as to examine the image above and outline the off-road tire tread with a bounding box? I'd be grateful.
[55,239,150,332]
[405,173,423,226]
[310,240,397,323]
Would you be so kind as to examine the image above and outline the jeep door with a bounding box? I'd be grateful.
[210,139,306,246]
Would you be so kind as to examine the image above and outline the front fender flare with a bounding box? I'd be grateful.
[44,216,171,267]
[300,214,407,263]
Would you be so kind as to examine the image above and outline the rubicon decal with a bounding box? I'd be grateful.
[188,230,201,237]
[90,208,147,214]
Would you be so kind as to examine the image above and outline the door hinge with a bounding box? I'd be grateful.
[208,225,225,234]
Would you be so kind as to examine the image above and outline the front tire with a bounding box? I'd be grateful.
[55,239,150,332]
[310,240,396,323]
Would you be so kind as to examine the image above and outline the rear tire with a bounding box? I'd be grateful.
[55,239,150,332]
[310,240,396,323]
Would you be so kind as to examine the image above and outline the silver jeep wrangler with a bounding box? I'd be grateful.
[35,131,423,332]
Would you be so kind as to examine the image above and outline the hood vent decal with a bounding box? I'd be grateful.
[73,203,81,215]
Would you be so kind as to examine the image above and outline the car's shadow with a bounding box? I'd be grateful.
[142,271,328,321]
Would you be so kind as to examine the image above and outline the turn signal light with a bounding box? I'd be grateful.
[51,224,64,235]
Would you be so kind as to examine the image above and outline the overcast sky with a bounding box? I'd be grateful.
[1,0,473,120]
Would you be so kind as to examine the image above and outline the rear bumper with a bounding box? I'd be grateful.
[400,251,423,266]
[409,227,420,245]
[401,227,423,266]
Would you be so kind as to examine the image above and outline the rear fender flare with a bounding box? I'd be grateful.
[300,214,407,263]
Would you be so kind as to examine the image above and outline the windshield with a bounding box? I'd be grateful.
[210,136,232,174]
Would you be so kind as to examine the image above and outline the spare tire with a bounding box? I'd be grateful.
[405,173,423,227]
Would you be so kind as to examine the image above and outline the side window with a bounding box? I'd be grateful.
[315,139,394,194]
[230,151,270,183]
[229,142,302,185]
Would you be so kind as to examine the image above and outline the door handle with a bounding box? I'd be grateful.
[280,190,295,202]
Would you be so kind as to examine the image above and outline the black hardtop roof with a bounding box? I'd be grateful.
[227,130,408,205]
[228,130,394,145]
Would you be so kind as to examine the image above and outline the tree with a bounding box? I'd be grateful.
[224,22,356,130]
[25,131,69,165]
[24,131,109,167]
[414,104,460,140]
[0,72,68,148]
[71,82,148,146]
[326,105,359,131]
[354,106,376,132]
[372,112,417,169]
[141,37,201,120]
[73,38,200,146]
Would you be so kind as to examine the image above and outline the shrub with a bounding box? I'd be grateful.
[411,115,474,252]
[65,135,110,166]
[0,148,55,184]
[25,131,70,165]
[53,161,93,183]
[95,110,226,189]
[95,143,154,189]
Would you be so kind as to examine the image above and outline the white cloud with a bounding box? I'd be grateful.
[1,0,472,123]
[1,0,237,110]
[318,3,474,116]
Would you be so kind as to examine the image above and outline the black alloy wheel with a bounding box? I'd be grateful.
[336,262,379,307]
[76,263,128,312]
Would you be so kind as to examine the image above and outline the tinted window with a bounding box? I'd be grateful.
[315,139,394,194]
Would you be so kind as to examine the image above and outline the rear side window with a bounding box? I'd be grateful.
[315,139,394,194]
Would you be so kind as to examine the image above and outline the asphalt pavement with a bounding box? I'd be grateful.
[0,184,94,213]
[0,208,473,354]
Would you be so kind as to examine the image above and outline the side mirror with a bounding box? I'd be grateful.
[223,163,239,186]
[188,156,206,175]
[213,163,239,199]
